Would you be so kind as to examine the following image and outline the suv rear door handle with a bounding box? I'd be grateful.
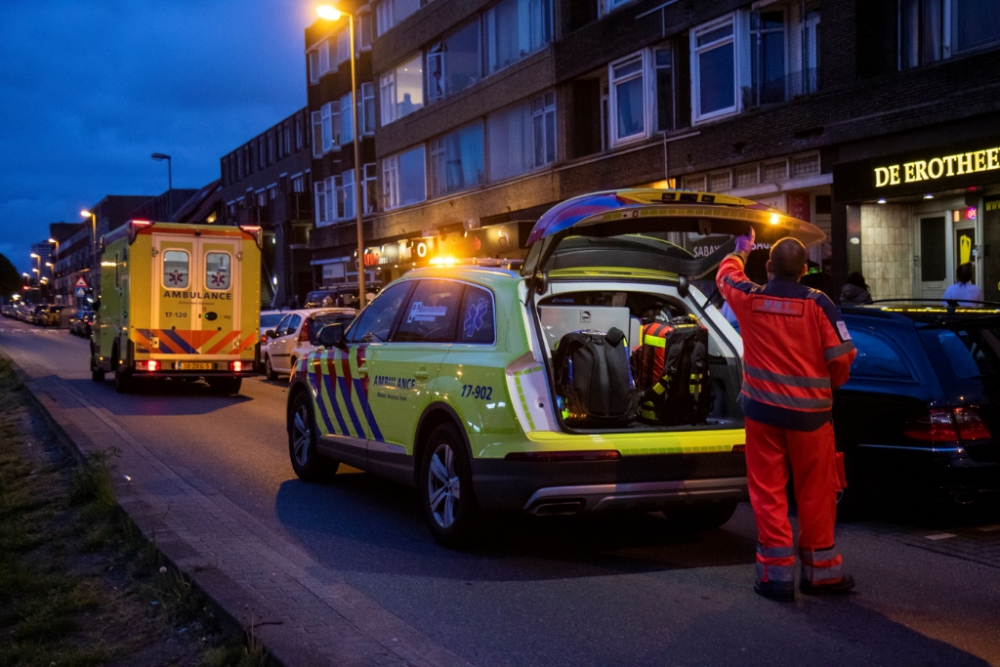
[414,369,429,380]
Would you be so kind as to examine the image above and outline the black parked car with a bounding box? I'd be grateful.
[834,301,1000,511]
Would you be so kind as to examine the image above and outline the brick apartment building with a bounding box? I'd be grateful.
[296,0,1000,302]
[305,4,380,294]
[220,108,315,307]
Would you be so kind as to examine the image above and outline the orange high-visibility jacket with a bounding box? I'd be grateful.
[717,252,857,431]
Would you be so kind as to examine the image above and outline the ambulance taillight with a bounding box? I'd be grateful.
[136,360,160,372]
[229,361,247,372]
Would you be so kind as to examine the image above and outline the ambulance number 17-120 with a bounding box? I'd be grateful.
[461,384,493,400]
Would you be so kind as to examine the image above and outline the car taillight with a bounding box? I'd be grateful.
[905,407,990,442]
[298,319,310,343]
[135,360,160,372]
[229,361,246,372]
[953,407,990,440]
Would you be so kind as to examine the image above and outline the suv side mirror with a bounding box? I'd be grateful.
[264,329,276,339]
[319,323,345,348]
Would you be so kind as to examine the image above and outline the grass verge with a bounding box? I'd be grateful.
[0,356,268,667]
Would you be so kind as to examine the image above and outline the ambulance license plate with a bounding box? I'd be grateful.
[178,362,214,370]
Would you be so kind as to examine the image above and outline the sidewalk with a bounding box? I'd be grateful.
[16,361,474,667]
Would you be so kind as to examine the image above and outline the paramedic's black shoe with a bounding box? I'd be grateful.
[754,579,795,603]
[800,574,856,596]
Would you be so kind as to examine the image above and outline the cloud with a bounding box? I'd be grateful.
[0,0,311,274]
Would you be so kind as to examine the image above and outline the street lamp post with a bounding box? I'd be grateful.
[317,4,366,309]
[47,238,60,303]
[151,153,173,219]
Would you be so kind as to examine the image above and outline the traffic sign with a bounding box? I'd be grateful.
[75,287,86,297]
[75,277,87,288]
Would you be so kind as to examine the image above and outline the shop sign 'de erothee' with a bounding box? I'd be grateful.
[874,146,1000,188]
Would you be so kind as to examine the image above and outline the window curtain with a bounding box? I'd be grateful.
[954,0,1000,52]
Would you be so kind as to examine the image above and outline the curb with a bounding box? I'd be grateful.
[8,359,300,667]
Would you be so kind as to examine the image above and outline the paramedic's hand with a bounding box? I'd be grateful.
[735,228,755,256]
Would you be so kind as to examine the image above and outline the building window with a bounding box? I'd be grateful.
[762,159,788,181]
[358,12,373,50]
[380,53,424,125]
[267,132,275,164]
[429,122,486,197]
[609,52,649,145]
[337,30,350,65]
[296,117,303,150]
[802,9,820,94]
[361,82,376,134]
[284,124,292,156]
[484,0,553,76]
[531,92,556,168]
[292,174,305,193]
[311,111,323,158]
[427,19,481,103]
[746,10,787,108]
[692,15,738,122]
[315,179,332,226]
[268,184,277,201]
[342,170,357,219]
[601,0,638,15]
[364,163,378,213]
[900,0,1000,69]
[383,146,427,210]
[375,0,422,36]
[341,93,354,145]
[654,46,674,131]
[309,49,320,84]
[488,93,556,182]
[735,164,759,187]
[256,190,267,207]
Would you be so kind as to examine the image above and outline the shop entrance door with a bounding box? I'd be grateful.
[917,215,949,300]
[954,220,978,285]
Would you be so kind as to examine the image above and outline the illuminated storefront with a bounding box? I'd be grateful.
[834,135,1000,302]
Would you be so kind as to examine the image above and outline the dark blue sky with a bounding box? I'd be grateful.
[0,0,313,274]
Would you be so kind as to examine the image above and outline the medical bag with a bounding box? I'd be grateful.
[553,328,637,428]
[634,316,713,425]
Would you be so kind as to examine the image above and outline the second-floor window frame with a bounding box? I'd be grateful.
[691,13,743,124]
[608,50,654,147]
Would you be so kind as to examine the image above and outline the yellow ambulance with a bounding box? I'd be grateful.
[89,219,262,394]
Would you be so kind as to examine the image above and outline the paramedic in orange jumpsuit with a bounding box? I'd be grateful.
[717,230,857,602]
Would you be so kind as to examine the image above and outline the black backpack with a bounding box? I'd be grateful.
[553,327,637,428]
[635,317,713,426]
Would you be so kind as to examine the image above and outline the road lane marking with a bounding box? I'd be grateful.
[924,533,957,540]
[976,525,1000,532]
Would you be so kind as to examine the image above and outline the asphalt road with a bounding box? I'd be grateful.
[3,319,999,667]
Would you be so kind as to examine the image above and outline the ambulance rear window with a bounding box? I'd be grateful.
[206,253,231,290]
[163,250,189,288]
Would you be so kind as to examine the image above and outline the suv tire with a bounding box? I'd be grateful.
[90,352,105,383]
[420,423,479,549]
[112,348,132,394]
[265,355,277,381]
[288,391,339,481]
[664,501,738,530]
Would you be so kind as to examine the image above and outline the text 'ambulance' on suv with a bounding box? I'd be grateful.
[285,189,825,546]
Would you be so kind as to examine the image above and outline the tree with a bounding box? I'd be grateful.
[0,253,22,301]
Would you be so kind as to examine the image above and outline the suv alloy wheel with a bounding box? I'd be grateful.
[420,424,479,548]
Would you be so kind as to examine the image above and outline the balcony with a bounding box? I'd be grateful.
[742,68,819,110]
[285,192,313,222]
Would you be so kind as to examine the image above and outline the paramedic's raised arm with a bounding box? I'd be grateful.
[716,229,757,314]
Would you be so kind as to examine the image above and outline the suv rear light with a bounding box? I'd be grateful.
[905,407,990,442]
[229,360,247,372]
[135,360,160,372]
[953,407,990,440]
[505,450,621,462]
[298,319,310,343]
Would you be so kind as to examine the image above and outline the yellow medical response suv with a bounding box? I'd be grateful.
[90,219,262,394]
[285,189,826,547]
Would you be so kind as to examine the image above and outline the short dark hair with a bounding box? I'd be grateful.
[957,262,973,284]
[769,238,808,280]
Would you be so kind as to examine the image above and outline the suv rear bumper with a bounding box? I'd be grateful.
[471,452,748,513]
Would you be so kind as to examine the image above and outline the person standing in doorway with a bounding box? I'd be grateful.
[942,263,983,307]
[717,229,857,603]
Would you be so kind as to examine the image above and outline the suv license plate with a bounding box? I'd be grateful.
[178,362,214,371]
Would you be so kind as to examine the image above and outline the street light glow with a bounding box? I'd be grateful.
[317,5,342,20]
[80,210,91,217]
[29,253,38,258]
